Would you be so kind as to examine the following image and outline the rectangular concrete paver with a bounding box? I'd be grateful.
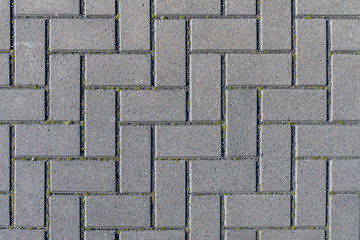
[0,126,9,192]
[330,160,360,192]
[120,230,185,240]
[260,229,325,239]
[85,231,115,240]
[85,0,114,15]
[0,54,9,86]
[14,0,79,15]
[0,0,10,50]
[225,0,256,15]
[155,0,220,15]
[0,230,45,240]
[331,20,360,51]
[296,0,360,15]
[225,230,256,240]
[0,195,9,226]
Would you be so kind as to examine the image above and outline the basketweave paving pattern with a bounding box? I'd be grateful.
[0,0,360,239]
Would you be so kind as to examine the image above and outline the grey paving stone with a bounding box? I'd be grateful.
[225,195,291,227]
[296,0,360,15]
[0,195,9,226]
[14,0,80,15]
[226,89,257,157]
[0,126,10,192]
[155,160,186,228]
[225,0,256,15]
[331,20,360,51]
[120,126,151,193]
[0,0,10,50]
[260,125,291,192]
[119,0,150,51]
[120,230,185,240]
[190,54,221,121]
[296,19,327,85]
[0,230,45,240]
[260,0,292,51]
[189,160,256,193]
[330,195,360,240]
[226,54,292,86]
[296,125,360,157]
[155,125,221,157]
[50,161,116,193]
[85,54,151,87]
[50,54,80,121]
[295,160,326,227]
[155,0,220,15]
[189,195,220,240]
[85,231,115,240]
[15,125,80,157]
[330,160,360,192]
[191,19,257,51]
[14,161,45,227]
[85,195,151,228]
[14,19,45,86]
[120,90,186,122]
[0,54,9,86]
[261,89,327,121]
[225,230,256,240]
[50,19,115,51]
[85,90,116,157]
[155,20,186,87]
[260,229,325,240]
[85,0,115,15]
[50,195,80,240]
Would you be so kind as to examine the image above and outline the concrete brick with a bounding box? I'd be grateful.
[225,0,256,15]
[330,195,360,240]
[85,90,116,157]
[85,54,151,87]
[225,230,256,240]
[50,161,116,193]
[260,0,292,51]
[14,0,79,15]
[226,54,292,86]
[0,195,9,226]
[190,160,256,193]
[85,195,151,228]
[0,54,9,86]
[85,0,115,15]
[261,89,327,121]
[155,20,186,87]
[50,19,115,51]
[296,19,327,85]
[15,125,80,157]
[155,0,220,15]
[15,19,45,86]
[119,0,150,51]
[189,195,220,240]
[296,0,360,15]
[155,125,221,157]
[190,54,221,121]
[226,89,257,157]
[50,196,80,240]
[0,89,44,121]
[225,195,291,227]
[260,229,325,239]
[191,19,257,51]
[0,0,10,50]
[295,160,327,227]
[331,55,360,121]
[14,161,45,227]
[120,126,151,193]
[120,90,186,122]
[50,54,80,121]
[296,125,360,157]
[0,230,45,240]
[330,160,360,192]
[85,231,115,240]
[331,20,360,51]
[0,126,10,192]
[120,230,185,240]
[155,160,186,228]
[260,125,291,192]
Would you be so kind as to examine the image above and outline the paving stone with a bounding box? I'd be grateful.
[155,125,221,157]
[85,195,151,228]
[225,230,256,240]
[189,195,220,240]
[155,160,186,228]
[226,54,292,86]
[120,126,151,193]
[225,195,291,227]
[296,19,327,85]
[190,54,221,121]
[189,160,256,193]
[0,195,9,226]
[14,161,45,227]
[85,90,116,157]
[15,125,80,157]
[0,0,10,50]
[120,90,186,122]
[0,230,45,240]
[260,229,325,239]
[0,54,9,86]
[155,20,186,87]
[85,0,115,15]
[0,126,9,192]
[120,230,185,240]
[260,0,292,51]
[331,20,360,51]
[155,0,220,15]
[50,161,116,193]
[191,19,257,51]
[260,125,291,192]
[261,89,327,121]
[14,0,79,15]
[296,0,360,15]
[50,19,115,51]
[14,19,45,86]
[226,89,257,157]
[119,0,150,51]
[296,125,360,157]
[85,54,151,87]
[295,160,327,227]
[49,54,80,121]
[330,160,360,192]
[85,231,115,240]
[225,0,256,15]
[330,195,360,240]
[50,195,80,240]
